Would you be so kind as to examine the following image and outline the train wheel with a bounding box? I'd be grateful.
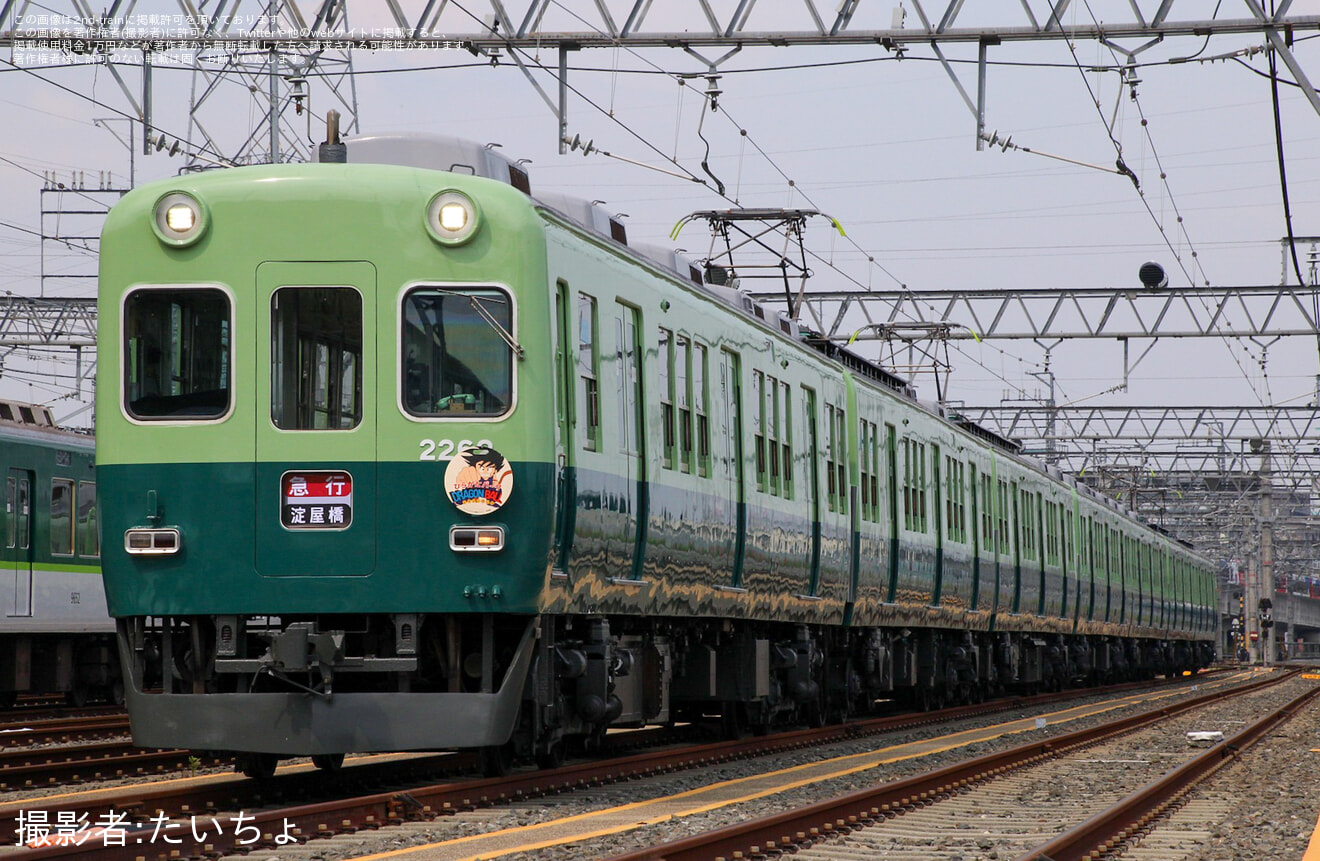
[239,753,279,780]
[480,742,515,777]
[311,754,344,773]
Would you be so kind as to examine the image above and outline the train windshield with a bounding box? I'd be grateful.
[271,286,363,430]
[402,286,513,418]
[123,287,231,420]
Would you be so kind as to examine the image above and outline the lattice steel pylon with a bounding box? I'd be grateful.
[178,0,358,167]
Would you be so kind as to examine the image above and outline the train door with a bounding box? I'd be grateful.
[613,302,647,581]
[969,465,980,610]
[885,424,899,603]
[254,262,376,578]
[1010,481,1022,613]
[719,349,745,587]
[931,444,943,606]
[5,470,31,617]
[551,283,577,574]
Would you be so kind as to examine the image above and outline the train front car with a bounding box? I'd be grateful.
[96,148,553,776]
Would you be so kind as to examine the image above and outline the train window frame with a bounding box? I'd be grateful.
[77,480,99,559]
[4,477,13,550]
[120,283,235,425]
[397,281,517,424]
[676,336,692,474]
[659,327,675,470]
[693,342,710,477]
[271,285,364,431]
[50,477,74,557]
[577,293,601,451]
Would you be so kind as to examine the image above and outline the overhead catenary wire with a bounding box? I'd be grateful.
[432,0,1075,395]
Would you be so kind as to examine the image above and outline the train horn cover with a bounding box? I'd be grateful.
[152,191,208,247]
[426,190,480,246]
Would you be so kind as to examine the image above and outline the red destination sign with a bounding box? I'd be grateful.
[281,471,353,530]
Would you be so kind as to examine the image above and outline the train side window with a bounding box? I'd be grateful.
[902,438,927,532]
[824,404,837,511]
[768,377,779,494]
[4,477,13,549]
[779,380,793,499]
[50,478,73,557]
[659,328,675,469]
[577,294,600,451]
[753,370,766,493]
[693,343,709,476]
[980,470,994,553]
[77,480,99,558]
[614,305,642,456]
[16,479,27,551]
[997,479,1010,555]
[124,287,231,421]
[402,286,512,421]
[834,405,848,514]
[859,419,879,522]
[945,455,966,542]
[676,337,692,473]
[1019,488,1037,561]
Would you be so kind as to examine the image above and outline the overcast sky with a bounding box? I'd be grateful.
[3,2,1320,426]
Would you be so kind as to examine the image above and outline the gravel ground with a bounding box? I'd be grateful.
[9,672,1310,861]
[1182,681,1320,861]
[228,670,1318,861]
[497,674,1320,861]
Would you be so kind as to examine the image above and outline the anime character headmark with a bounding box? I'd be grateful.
[443,446,513,515]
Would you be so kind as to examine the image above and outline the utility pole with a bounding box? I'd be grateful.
[1260,442,1274,665]
[1246,439,1273,665]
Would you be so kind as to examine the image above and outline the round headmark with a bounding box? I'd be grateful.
[443,446,513,516]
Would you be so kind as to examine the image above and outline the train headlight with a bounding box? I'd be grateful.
[124,527,182,555]
[426,190,480,246]
[151,192,208,247]
[449,525,504,552]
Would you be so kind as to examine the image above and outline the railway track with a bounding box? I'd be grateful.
[0,715,130,750]
[2,670,1258,860]
[603,670,1314,861]
[0,742,228,790]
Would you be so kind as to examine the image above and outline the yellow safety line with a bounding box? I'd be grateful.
[0,752,414,807]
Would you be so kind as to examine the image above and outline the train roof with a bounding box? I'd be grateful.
[0,399,93,449]
[334,135,916,393]
[330,135,1199,554]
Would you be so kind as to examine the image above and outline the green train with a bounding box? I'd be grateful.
[0,403,113,706]
[96,133,1216,777]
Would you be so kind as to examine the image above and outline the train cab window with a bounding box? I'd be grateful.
[50,478,73,556]
[272,287,363,429]
[124,288,231,420]
[402,286,512,419]
[77,481,99,558]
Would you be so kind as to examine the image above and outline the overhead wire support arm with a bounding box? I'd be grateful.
[671,208,846,320]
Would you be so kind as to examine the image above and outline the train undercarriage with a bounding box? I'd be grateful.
[120,612,1214,778]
